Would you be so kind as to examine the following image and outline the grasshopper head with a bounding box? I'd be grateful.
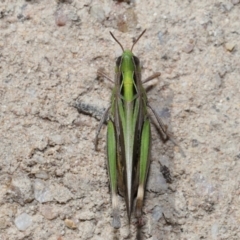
[110,30,145,75]
[116,50,136,73]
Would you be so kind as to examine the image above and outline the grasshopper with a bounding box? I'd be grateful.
[95,30,179,228]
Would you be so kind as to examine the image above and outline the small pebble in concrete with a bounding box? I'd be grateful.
[225,42,235,52]
[14,213,32,231]
[65,219,77,229]
[152,205,163,222]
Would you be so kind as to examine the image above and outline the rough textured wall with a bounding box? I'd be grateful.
[0,0,240,239]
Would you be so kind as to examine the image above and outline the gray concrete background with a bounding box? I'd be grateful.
[0,0,240,239]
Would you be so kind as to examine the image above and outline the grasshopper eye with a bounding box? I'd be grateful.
[116,56,122,67]
[133,56,140,66]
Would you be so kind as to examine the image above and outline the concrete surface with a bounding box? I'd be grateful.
[0,0,240,239]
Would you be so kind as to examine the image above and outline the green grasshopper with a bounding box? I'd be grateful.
[95,30,179,228]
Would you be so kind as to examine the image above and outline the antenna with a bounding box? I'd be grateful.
[131,29,146,52]
[110,31,124,52]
